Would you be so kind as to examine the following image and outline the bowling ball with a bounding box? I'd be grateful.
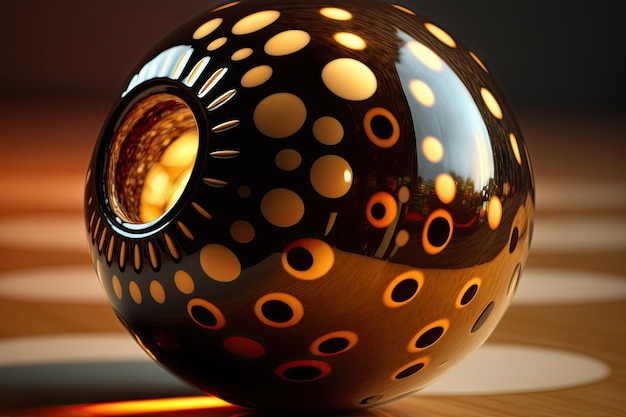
[84,0,534,411]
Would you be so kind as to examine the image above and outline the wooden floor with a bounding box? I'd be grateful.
[0,99,624,416]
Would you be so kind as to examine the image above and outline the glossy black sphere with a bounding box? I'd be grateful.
[85,0,534,411]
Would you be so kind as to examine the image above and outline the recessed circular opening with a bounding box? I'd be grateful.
[106,93,199,225]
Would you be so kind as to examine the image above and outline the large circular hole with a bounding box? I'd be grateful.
[107,93,199,225]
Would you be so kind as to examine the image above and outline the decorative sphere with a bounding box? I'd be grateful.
[85,0,534,411]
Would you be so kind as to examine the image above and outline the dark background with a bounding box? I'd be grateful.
[0,0,624,111]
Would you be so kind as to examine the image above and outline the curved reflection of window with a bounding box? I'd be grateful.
[395,31,494,194]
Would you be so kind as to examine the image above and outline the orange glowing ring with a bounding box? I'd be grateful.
[391,356,430,380]
[455,277,482,308]
[383,270,424,308]
[366,191,398,228]
[187,298,226,330]
[281,238,335,280]
[407,318,450,352]
[275,360,332,382]
[363,107,400,148]
[254,293,304,328]
[310,331,359,356]
[422,208,453,255]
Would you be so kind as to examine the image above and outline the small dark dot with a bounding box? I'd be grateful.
[360,395,383,405]
[460,284,479,306]
[371,115,394,139]
[191,305,217,327]
[509,227,519,253]
[283,365,322,381]
[415,326,444,349]
[427,217,450,247]
[371,202,386,220]
[261,300,293,323]
[391,279,419,303]
[395,362,425,379]
[286,247,313,271]
[471,301,495,333]
[318,337,350,354]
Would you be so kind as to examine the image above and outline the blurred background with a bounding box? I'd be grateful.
[1,0,624,110]
[0,1,625,416]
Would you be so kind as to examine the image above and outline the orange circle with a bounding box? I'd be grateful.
[363,108,400,148]
[366,192,398,228]
[275,360,331,382]
[422,209,453,255]
[408,319,449,352]
[383,270,424,308]
[255,293,304,328]
[455,277,481,308]
[310,331,358,356]
[281,238,334,280]
[187,298,226,330]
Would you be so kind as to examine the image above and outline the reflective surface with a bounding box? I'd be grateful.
[85,0,534,411]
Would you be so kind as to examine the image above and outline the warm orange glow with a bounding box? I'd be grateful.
[424,22,457,48]
[79,396,233,416]
[333,32,367,50]
[481,87,503,119]
[320,7,352,20]
[410,80,435,107]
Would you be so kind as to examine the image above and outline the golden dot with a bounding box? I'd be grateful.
[193,18,223,40]
[254,93,307,138]
[265,30,311,56]
[149,280,166,304]
[231,48,253,61]
[470,51,488,72]
[129,281,142,304]
[174,270,195,294]
[481,87,503,119]
[232,10,280,35]
[207,37,227,51]
[510,133,522,165]
[487,196,503,230]
[241,65,273,87]
[112,275,122,300]
[333,32,366,50]
[322,58,377,101]
[212,1,240,12]
[261,188,305,228]
[200,244,241,282]
[410,80,435,107]
[435,174,456,204]
[310,155,353,199]
[320,7,352,20]
[395,229,410,247]
[425,22,457,48]
[422,136,444,163]
[275,149,302,171]
[313,117,344,145]
[391,4,416,15]
[230,220,255,243]
[398,186,411,203]
[407,41,442,72]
